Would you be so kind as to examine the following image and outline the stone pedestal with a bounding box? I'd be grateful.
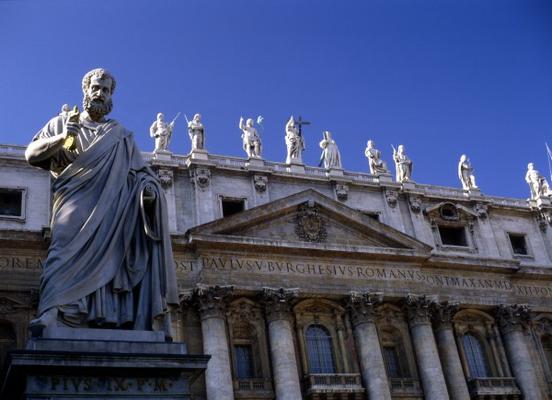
[0,328,208,400]
[286,162,305,174]
[190,149,208,160]
[152,149,173,161]
[245,157,264,168]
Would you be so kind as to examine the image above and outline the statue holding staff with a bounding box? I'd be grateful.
[392,144,413,183]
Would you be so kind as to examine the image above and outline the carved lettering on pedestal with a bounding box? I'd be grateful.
[36,376,176,394]
[0,256,43,271]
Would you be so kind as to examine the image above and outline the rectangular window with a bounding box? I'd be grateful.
[0,188,23,217]
[221,198,245,217]
[382,346,403,378]
[438,226,468,247]
[508,233,528,255]
[234,345,254,379]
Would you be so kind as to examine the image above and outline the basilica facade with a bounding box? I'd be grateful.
[1,142,552,400]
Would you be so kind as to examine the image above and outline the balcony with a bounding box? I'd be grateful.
[468,377,521,399]
[389,378,423,398]
[304,373,365,400]
[234,378,274,399]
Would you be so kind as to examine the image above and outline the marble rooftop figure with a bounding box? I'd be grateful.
[393,144,413,183]
[187,113,205,152]
[239,116,262,159]
[319,130,342,169]
[458,154,478,191]
[285,115,305,164]
[526,162,552,200]
[365,139,389,175]
[24,68,178,338]
[150,111,179,152]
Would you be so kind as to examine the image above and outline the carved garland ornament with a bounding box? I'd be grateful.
[295,202,327,242]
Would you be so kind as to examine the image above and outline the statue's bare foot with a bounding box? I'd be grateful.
[29,308,58,338]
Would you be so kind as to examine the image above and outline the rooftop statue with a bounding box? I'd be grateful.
[150,112,179,152]
[25,68,178,338]
[392,144,413,183]
[458,154,478,191]
[285,116,305,164]
[365,140,389,175]
[239,116,262,158]
[187,113,205,152]
[319,131,342,169]
[525,162,552,200]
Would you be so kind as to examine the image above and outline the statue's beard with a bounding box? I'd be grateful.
[83,94,113,121]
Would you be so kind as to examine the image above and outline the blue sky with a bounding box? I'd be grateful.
[0,0,551,199]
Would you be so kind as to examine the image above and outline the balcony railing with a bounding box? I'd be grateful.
[234,378,274,399]
[468,377,521,398]
[389,378,423,397]
[304,373,365,400]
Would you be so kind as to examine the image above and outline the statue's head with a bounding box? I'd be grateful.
[323,131,332,140]
[157,112,165,121]
[246,118,254,127]
[193,113,201,122]
[61,104,70,113]
[528,162,535,171]
[82,68,116,121]
[288,115,295,126]
[460,154,467,162]
[398,144,405,153]
[367,140,374,148]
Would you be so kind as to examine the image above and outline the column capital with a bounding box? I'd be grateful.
[346,291,383,327]
[194,284,234,321]
[260,287,299,323]
[431,301,459,331]
[495,304,531,334]
[405,294,436,328]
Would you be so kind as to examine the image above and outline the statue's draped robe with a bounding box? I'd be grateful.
[33,116,178,335]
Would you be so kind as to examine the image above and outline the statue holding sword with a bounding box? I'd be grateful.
[150,111,180,152]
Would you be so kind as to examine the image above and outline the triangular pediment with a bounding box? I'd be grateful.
[186,190,432,259]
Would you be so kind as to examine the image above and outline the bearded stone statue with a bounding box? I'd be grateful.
[25,68,178,339]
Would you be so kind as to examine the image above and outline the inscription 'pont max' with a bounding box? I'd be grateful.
[201,256,513,292]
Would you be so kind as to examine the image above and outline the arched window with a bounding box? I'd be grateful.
[0,322,16,368]
[462,333,491,378]
[305,325,336,373]
[542,336,552,371]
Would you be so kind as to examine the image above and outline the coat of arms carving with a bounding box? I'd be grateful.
[295,202,327,242]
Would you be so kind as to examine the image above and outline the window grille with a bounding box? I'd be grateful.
[234,345,254,379]
[462,333,491,378]
[305,325,336,374]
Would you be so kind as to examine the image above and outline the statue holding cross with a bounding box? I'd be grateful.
[285,115,309,164]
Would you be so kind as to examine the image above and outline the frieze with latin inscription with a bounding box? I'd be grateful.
[198,255,552,300]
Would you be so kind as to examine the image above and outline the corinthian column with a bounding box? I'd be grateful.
[260,287,302,400]
[346,292,392,400]
[496,305,544,400]
[405,294,449,400]
[195,285,234,400]
[432,302,470,400]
